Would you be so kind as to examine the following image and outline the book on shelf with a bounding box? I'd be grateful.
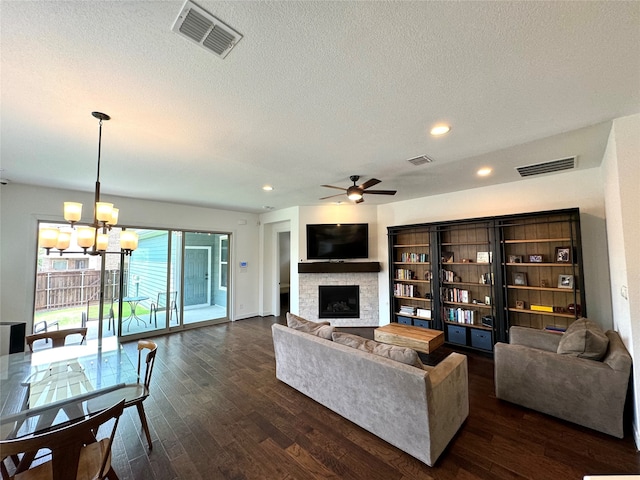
[441,270,455,282]
[446,307,475,324]
[531,304,554,312]
[400,252,428,263]
[399,305,416,315]
[394,283,420,297]
[441,287,470,303]
[544,325,566,334]
[416,308,431,319]
[395,268,415,280]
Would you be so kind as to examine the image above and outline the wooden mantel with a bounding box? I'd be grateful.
[298,262,380,273]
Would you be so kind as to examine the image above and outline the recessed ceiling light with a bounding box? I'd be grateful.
[262,185,273,191]
[430,124,451,136]
[477,167,492,176]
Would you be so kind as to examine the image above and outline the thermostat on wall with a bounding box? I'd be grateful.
[239,261,248,268]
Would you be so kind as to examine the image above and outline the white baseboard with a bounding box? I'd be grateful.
[232,311,259,321]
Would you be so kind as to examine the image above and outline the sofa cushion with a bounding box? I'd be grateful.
[557,318,609,361]
[331,332,424,369]
[286,312,334,340]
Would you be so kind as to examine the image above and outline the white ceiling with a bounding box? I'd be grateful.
[1,1,639,213]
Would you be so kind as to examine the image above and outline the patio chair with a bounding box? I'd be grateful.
[25,327,87,352]
[0,399,125,480]
[149,291,178,328]
[32,319,60,344]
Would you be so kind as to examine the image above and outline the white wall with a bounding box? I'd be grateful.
[602,113,640,447]
[0,184,261,328]
[377,168,611,328]
[259,207,299,316]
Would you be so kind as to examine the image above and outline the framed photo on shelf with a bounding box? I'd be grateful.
[508,255,523,263]
[529,254,543,263]
[555,246,571,263]
[512,272,528,286]
[515,300,525,309]
[558,274,574,289]
[476,251,490,263]
[441,251,454,263]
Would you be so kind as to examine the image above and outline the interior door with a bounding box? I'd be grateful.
[184,247,210,307]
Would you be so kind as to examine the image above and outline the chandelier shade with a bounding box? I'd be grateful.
[38,112,138,256]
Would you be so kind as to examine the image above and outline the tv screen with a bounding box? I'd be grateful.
[306,223,369,260]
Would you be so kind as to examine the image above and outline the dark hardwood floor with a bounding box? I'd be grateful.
[108,316,638,479]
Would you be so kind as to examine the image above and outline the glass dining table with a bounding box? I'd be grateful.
[0,337,138,440]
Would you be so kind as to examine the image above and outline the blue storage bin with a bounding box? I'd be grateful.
[413,319,432,329]
[470,328,493,351]
[397,316,412,325]
[447,324,466,345]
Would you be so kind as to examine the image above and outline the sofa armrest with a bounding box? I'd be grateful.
[509,326,561,352]
[604,330,632,373]
[427,353,469,462]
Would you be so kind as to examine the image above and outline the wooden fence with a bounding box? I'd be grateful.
[34,270,125,311]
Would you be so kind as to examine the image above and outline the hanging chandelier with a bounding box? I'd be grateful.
[38,112,138,256]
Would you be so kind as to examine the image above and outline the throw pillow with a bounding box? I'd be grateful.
[557,318,609,361]
[331,332,424,369]
[286,312,334,340]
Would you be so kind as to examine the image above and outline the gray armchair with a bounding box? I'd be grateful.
[495,325,631,438]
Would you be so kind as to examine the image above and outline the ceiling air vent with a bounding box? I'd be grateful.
[515,156,577,177]
[407,154,435,166]
[171,0,243,59]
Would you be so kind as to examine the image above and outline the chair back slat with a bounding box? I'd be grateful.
[0,399,125,480]
[136,340,158,388]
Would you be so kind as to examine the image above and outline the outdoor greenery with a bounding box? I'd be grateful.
[34,303,150,328]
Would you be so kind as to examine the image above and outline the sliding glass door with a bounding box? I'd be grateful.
[34,223,230,342]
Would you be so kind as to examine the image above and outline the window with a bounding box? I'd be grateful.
[219,235,228,290]
[52,260,68,270]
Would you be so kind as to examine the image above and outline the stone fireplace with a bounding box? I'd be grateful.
[298,263,379,326]
[319,285,359,318]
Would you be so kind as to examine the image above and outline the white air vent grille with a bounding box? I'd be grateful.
[172,0,242,59]
[407,154,435,166]
[516,156,577,177]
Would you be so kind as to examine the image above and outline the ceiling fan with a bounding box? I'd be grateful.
[320,175,397,203]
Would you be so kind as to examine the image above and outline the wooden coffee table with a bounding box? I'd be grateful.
[374,323,444,354]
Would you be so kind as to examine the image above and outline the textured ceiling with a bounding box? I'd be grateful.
[1,1,638,213]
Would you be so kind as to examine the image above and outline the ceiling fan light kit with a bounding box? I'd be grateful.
[320,175,396,204]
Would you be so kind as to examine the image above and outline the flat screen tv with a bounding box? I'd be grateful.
[306,223,369,260]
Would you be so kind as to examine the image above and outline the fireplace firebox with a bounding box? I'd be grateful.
[318,285,360,318]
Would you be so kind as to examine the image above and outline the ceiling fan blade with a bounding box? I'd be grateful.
[364,189,397,195]
[360,178,381,190]
[319,193,346,200]
[321,185,347,191]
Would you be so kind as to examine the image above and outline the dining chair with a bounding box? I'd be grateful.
[0,399,125,480]
[149,291,178,328]
[87,340,157,450]
[25,327,88,352]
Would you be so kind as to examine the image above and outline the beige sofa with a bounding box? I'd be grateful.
[271,323,469,466]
